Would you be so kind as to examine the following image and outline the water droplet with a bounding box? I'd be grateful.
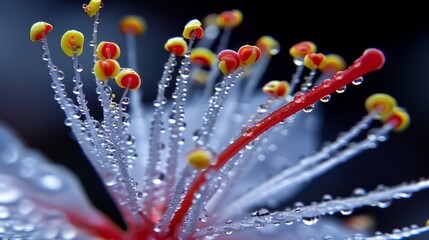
[135,191,143,198]
[105,172,118,186]
[40,174,63,191]
[302,215,320,225]
[377,199,392,208]
[74,64,84,72]
[352,76,364,85]
[57,71,65,80]
[0,183,21,204]
[340,209,353,215]
[256,208,270,216]
[18,199,34,215]
[64,118,73,126]
[320,94,331,103]
[336,85,346,93]
[352,187,367,196]
[254,219,265,229]
[322,194,333,202]
[324,235,335,240]
[223,227,233,235]
[180,68,190,78]
[303,104,314,113]
[42,53,49,61]
[293,57,303,66]
[241,126,254,137]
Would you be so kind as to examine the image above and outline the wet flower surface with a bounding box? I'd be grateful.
[1,0,429,239]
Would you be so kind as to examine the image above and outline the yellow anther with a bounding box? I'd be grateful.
[61,30,84,57]
[94,59,120,81]
[383,107,410,132]
[365,93,397,119]
[83,0,102,17]
[97,41,121,60]
[187,148,213,170]
[119,15,146,36]
[30,22,53,42]
[164,37,188,57]
[183,19,204,40]
[256,35,280,56]
[217,9,243,28]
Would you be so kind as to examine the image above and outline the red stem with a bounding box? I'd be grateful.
[166,48,385,237]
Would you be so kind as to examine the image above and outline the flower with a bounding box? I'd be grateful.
[0,0,428,239]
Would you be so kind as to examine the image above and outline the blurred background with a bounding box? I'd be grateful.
[1,0,428,238]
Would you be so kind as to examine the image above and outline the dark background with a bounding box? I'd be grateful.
[1,0,429,238]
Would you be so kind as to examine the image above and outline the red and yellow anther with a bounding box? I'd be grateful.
[365,93,397,119]
[119,15,146,36]
[256,35,280,56]
[186,148,213,170]
[94,59,120,81]
[83,0,102,17]
[190,47,216,67]
[304,53,327,70]
[289,41,317,59]
[262,80,291,98]
[183,19,204,40]
[61,30,84,57]
[238,45,261,66]
[164,37,188,57]
[30,22,53,42]
[319,54,346,73]
[97,41,121,60]
[217,49,240,75]
[365,93,410,132]
[115,68,141,90]
[217,9,243,28]
[383,107,410,132]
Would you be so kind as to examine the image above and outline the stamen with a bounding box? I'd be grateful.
[287,41,317,101]
[166,48,386,236]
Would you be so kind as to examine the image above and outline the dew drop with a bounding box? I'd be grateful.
[57,71,65,80]
[74,64,84,72]
[40,174,63,191]
[336,85,346,93]
[320,94,331,103]
[352,187,367,196]
[105,172,118,186]
[241,126,254,137]
[340,209,353,215]
[42,53,49,61]
[223,227,233,235]
[256,208,270,216]
[0,183,21,204]
[293,57,303,66]
[302,215,320,225]
[64,118,73,126]
[254,219,265,229]
[135,191,143,199]
[303,104,314,113]
[352,76,364,85]
[377,199,392,208]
